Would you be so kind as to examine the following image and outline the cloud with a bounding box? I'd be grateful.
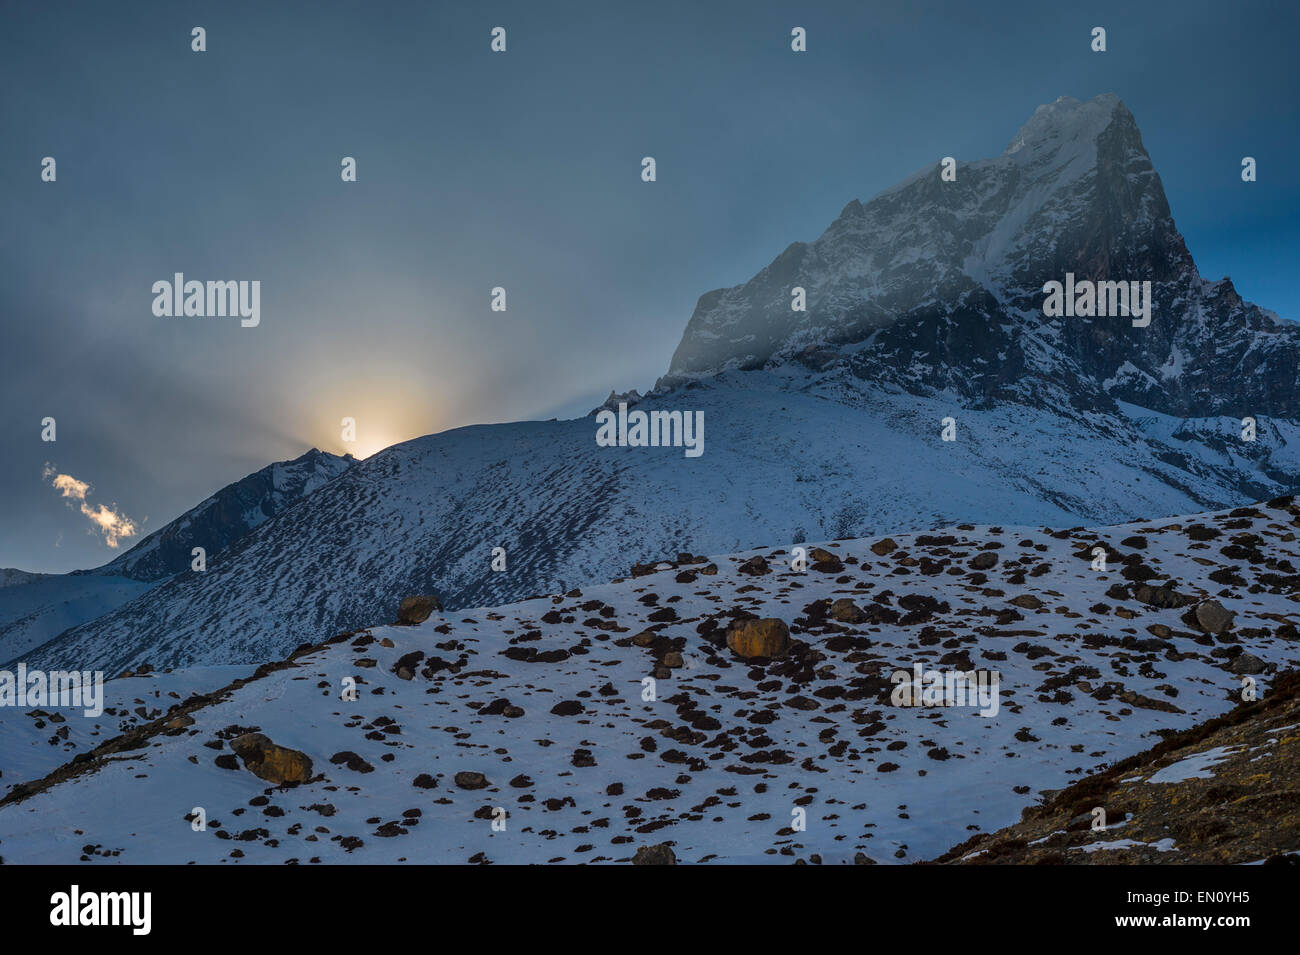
[45,467,89,501]
[42,464,138,549]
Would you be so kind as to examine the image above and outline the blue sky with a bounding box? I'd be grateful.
[2,0,1297,571]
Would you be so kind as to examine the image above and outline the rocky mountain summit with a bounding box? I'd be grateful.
[661,95,1299,421]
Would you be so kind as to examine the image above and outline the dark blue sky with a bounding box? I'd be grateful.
[2,0,1297,572]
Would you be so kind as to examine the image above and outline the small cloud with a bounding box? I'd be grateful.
[43,463,138,549]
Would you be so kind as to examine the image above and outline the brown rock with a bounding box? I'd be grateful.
[829,598,867,624]
[229,733,313,785]
[397,595,441,625]
[632,842,677,865]
[870,538,898,556]
[726,618,790,659]
[454,771,489,790]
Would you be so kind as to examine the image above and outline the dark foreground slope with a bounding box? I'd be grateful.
[933,670,1300,865]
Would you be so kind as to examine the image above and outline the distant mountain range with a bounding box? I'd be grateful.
[0,449,352,664]
[16,93,1300,675]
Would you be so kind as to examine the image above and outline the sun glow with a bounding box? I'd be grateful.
[319,406,436,461]
[345,433,398,459]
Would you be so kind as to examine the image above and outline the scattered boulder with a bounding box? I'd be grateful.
[1117,690,1184,714]
[397,595,441,625]
[738,555,771,576]
[1195,600,1236,635]
[726,618,790,659]
[829,598,867,624]
[1229,652,1268,675]
[1134,583,1195,610]
[632,842,677,865]
[454,771,489,790]
[229,733,313,785]
[329,750,375,774]
[870,538,898,556]
[970,552,998,571]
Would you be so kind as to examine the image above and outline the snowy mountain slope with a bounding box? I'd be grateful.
[21,373,1300,675]
[0,575,156,665]
[2,498,1297,864]
[96,448,354,583]
[18,92,1300,675]
[0,449,352,668]
[0,666,256,796]
[0,569,49,589]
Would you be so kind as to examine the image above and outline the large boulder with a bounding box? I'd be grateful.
[397,594,441,625]
[726,618,790,659]
[229,733,313,785]
[632,843,677,865]
[1195,599,1235,635]
[1228,652,1267,675]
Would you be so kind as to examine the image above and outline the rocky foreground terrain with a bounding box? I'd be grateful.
[935,669,1300,865]
[1,496,1297,864]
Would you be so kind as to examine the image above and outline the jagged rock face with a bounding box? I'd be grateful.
[96,448,353,582]
[662,95,1300,419]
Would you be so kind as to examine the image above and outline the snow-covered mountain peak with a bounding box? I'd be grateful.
[659,93,1297,426]
[1004,93,1124,157]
